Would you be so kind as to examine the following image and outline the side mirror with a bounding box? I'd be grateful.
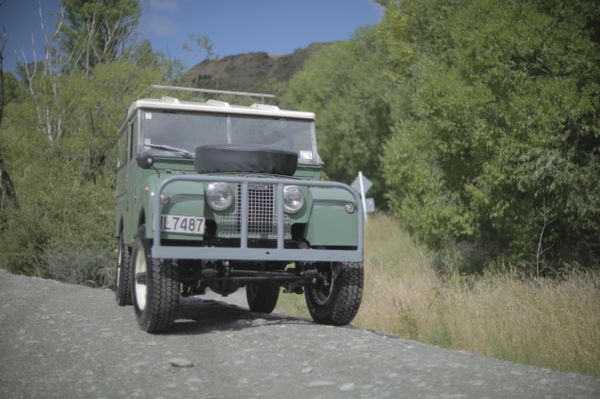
[136,153,154,169]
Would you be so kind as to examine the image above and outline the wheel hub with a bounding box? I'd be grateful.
[310,263,337,306]
[116,243,122,287]
[134,246,147,311]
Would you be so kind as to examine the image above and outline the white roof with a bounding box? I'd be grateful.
[126,97,315,121]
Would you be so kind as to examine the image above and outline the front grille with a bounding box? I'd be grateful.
[215,183,291,239]
[242,183,274,236]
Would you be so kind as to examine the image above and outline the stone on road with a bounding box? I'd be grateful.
[168,357,194,368]
[0,269,599,399]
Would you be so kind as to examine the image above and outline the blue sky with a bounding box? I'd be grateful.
[0,0,383,73]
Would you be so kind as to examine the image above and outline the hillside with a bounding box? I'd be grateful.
[185,42,331,94]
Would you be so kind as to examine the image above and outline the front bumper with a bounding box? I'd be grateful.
[151,175,363,263]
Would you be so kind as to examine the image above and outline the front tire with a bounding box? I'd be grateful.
[115,233,132,306]
[305,262,363,326]
[246,281,280,313]
[131,225,179,333]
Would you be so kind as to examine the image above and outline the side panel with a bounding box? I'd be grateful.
[124,170,150,245]
[144,180,206,240]
[304,188,359,247]
[126,176,207,241]
[123,115,141,246]
[115,118,134,240]
[293,165,321,180]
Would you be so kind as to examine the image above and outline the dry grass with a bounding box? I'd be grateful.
[437,270,600,376]
[278,213,600,376]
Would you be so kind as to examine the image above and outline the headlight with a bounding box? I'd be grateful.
[283,185,304,214]
[206,182,233,211]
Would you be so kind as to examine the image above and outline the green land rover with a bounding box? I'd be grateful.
[114,86,364,333]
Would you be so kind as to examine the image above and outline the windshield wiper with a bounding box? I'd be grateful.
[146,143,193,158]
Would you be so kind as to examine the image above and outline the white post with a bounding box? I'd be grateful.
[358,170,368,222]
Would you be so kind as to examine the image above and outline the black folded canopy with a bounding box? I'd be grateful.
[194,145,298,176]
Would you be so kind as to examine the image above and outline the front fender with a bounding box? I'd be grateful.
[305,187,359,247]
[140,175,206,240]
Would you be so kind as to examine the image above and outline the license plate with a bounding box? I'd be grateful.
[161,215,205,235]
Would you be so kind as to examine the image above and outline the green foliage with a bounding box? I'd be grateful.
[0,61,162,276]
[129,40,186,82]
[2,0,599,281]
[0,0,189,283]
[286,0,600,270]
[60,0,140,70]
[183,33,217,61]
[2,72,26,105]
[284,28,402,203]
[385,0,600,268]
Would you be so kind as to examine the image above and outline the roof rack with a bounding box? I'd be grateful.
[150,84,275,103]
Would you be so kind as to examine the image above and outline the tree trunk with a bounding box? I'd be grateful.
[0,159,17,212]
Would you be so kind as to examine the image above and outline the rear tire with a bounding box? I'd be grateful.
[131,225,179,333]
[305,262,363,326]
[246,281,280,313]
[115,233,132,306]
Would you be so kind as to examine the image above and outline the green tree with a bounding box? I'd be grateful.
[0,0,169,280]
[183,33,217,62]
[59,0,140,71]
[130,40,186,83]
[381,0,600,269]
[284,24,410,203]
[0,61,162,275]
[0,1,18,219]
[286,0,600,270]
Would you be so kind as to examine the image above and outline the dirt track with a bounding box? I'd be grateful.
[1,269,599,398]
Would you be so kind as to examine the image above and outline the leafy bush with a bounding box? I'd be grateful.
[0,1,178,284]
[286,0,600,271]
[383,0,600,269]
[0,61,162,280]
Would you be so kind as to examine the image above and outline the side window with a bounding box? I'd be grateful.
[117,131,127,168]
[128,121,136,161]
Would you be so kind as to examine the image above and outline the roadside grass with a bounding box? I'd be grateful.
[1,248,116,288]
[277,213,600,377]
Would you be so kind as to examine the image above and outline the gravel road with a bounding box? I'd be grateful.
[1,268,599,399]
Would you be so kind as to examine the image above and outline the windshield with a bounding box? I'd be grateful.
[140,110,319,164]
